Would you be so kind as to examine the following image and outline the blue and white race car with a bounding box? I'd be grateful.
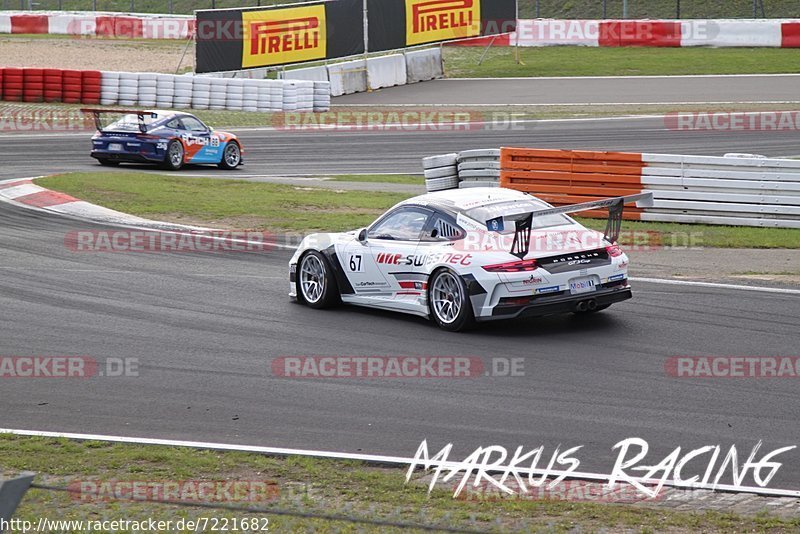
[83,109,243,171]
[289,188,653,331]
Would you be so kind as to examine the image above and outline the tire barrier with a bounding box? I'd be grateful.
[0,67,330,113]
[455,19,800,48]
[422,150,501,192]
[499,147,800,228]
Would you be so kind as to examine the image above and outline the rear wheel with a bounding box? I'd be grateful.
[163,139,184,171]
[297,251,340,309]
[429,269,475,332]
[218,141,241,170]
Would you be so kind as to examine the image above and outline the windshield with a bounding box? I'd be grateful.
[101,112,166,132]
[466,199,571,232]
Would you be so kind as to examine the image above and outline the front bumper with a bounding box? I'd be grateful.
[483,284,632,321]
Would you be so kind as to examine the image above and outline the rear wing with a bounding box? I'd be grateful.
[80,108,159,133]
[489,193,654,259]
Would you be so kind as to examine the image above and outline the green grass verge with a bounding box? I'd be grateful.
[327,174,423,185]
[2,434,798,533]
[35,172,800,248]
[36,172,408,232]
[443,47,800,78]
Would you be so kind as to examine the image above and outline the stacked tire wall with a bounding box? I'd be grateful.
[422,150,501,192]
[0,67,331,112]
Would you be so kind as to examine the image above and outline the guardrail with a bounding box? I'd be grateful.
[0,10,193,38]
[0,67,331,112]
[422,148,800,229]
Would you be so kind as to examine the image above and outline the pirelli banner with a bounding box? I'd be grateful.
[368,0,517,51]
[195,0,365,73]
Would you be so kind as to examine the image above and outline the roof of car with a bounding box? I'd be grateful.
[400,187,534,214]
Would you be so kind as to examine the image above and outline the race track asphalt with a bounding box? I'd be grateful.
[1,109,799,490]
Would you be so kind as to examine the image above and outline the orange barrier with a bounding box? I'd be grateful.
[500,148,645,219]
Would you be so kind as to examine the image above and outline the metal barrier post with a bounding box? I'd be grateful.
[0,472,35,533]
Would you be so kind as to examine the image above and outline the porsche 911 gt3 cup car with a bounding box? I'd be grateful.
[289,188,653,331]
[83,109,242,171]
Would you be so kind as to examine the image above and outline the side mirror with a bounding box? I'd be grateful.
[430,228,440,239]
[358,228,368,243]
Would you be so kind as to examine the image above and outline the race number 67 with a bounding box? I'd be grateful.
[349,254,363,272]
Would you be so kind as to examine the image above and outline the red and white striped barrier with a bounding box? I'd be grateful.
[0,11,194,39]
[455,19,800,48]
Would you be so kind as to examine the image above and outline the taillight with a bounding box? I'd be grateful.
[482,259,539,272]
[607,245,623,258]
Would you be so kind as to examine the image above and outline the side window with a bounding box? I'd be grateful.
[181,116,207,132]
[429,215,465,241]
[368,208,431,241]
[165,118,182,130]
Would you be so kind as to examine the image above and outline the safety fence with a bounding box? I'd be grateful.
[283,48,443,97]
[422,148,800,228]
[0,67,331,111]
[0,10,193,38]
[454,19,800,47]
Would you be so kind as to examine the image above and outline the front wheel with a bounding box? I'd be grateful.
[163,139,184,171]
[297,251,340,309]
[218,141,241,170]
[428,269,475,332]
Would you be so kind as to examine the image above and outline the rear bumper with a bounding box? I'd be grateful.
[91,151,164,164]
[482,285,632,321]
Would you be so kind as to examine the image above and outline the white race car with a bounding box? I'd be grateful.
[289,188,653,331]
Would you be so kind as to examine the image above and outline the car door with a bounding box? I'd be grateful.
[178,115,221,164]
[342,206,432,306]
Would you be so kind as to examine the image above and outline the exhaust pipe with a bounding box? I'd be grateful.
[587,299,598,311]
[576,301,588,312]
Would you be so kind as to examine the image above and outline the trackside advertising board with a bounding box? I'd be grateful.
[195,0,364,73]
[196,0,516,73]
[368,0,517,51]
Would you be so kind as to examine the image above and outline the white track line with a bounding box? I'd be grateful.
[1,428,798,498]
[631,277,800,295]
[444,74,800,81]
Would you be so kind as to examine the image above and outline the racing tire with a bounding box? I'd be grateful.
[98,159,120,167]
[218,141,241,170]
[428,269,475,332]
[162,139,184,171]
[297,251,340,309]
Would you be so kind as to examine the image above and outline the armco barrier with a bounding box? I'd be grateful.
[458,18,800,48]
[0,11,193,39]
[0,67,331,113]
[501,148,646,220]
[499,147,800,228]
